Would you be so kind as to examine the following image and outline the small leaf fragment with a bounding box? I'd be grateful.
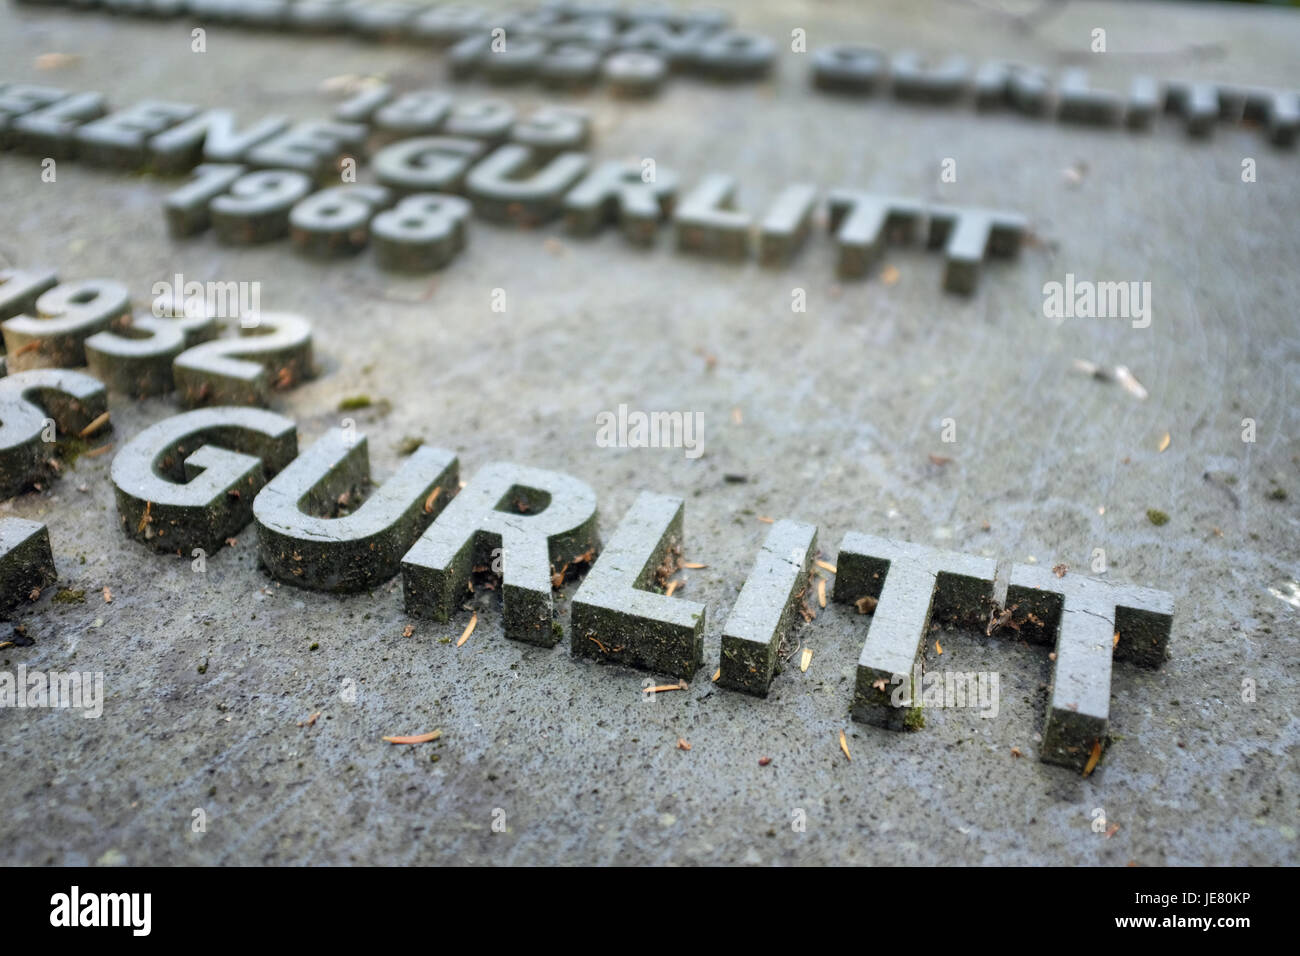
[78,411,110,439]
[457,612,477,647]
[1115,365,1148,400]
[1082,739,1103,777]
[383,730,442,745]
[647,681,687,694]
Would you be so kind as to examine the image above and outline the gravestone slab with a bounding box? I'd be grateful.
[0,0,1295,868]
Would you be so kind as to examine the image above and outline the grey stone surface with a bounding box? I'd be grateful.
[2,278,131,371]
[510,105,590,156]
[691,30,774,80]
[347,0,419,39]
[148,110,289,174]
[482,36,549,86]
[173,311,314,407]
[286,0,352,32]
[717,518,815,697]
[825,190,924,279]
[674,172,749,258]
[162,162,247,237]
[186,0,239,21]
[465,143,588,224]
[926,205,1027,295]
[447,31,491,80]
[0,84,66,148]
[1254,89,1299,146]
[544,12,617,52]
[443,97,516,141]
[538,42,603,89]
[571,491,704,678]
[101,0,149,13]
[891,51,971,104]
[1166,80,1219,138]
[604,49,667,98]
[255,428,457,591]
[972,60,1052,115]
[11,90,105,158]
[500,6,559,37]
[0,368,108,497]
[679,6,730,32]
[288,184,393,258]
[1125,75,1160,131]
[210,169,315,245]
[0,517,57,613]
[333,83,393,124]
[372,135,487,196]
[812,45,888,95]
[0,267,59,321]
[1006,562,1173,770]
[563,159,677,243]
[243,120,366,179]
[111,405,298,554]
[85,297,218,397]
[373,90,454,137]
[233,0,289,29]
[370,193,471,272]
[757,182,816,267]
[1058,68,1125,126]
[617,20,710,67]
[75,99,196,168]
[0,0,1296,867]
[401,460,599,646]
[832,532,995,729]
[411,3,488,47]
